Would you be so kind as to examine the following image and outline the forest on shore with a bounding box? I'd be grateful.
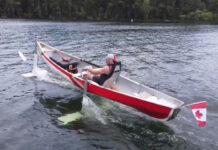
[1,0,218,23]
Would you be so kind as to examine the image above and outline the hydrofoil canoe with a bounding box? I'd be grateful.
[36,42,184,121]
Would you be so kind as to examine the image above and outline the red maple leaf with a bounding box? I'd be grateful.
[195,110,203,119]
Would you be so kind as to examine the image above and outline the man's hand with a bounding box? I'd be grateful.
[82,68,87,72]
[82,66,109,75]
[82,68,91,72]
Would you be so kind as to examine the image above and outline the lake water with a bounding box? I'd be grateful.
[0,19,218,150]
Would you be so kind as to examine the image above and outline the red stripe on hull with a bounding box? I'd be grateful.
[87,83,173,120]
[42,53,84,89]
[42,54,71,78]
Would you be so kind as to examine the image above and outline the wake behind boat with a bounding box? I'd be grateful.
[36,42,184,121]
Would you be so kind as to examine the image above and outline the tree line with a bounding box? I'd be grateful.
[0,0,218,23]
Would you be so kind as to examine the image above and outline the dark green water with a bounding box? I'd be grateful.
[0,19,218,150]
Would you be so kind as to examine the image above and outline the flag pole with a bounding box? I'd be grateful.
[181,101,207,108]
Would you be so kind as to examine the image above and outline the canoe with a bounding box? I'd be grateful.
[36,42,184,121]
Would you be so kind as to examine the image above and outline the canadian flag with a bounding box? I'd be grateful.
[190,101,207,127]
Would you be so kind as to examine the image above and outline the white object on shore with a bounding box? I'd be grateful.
[131,19,134,23]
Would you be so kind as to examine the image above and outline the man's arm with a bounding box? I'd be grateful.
[86,66,109,75]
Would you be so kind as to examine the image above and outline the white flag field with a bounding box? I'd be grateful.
[190,101,207,127]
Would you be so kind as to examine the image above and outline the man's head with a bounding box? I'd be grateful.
[105,54,117,64]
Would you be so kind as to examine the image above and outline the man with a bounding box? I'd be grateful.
[82,54,118,85]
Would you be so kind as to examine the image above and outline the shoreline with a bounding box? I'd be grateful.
[0,17,217,25]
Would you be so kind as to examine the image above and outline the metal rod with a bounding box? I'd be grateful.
[83,79,88,95]
[181,101,206,108]
[71,76,84,89]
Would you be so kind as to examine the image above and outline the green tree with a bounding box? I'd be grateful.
[0,0,218,23]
